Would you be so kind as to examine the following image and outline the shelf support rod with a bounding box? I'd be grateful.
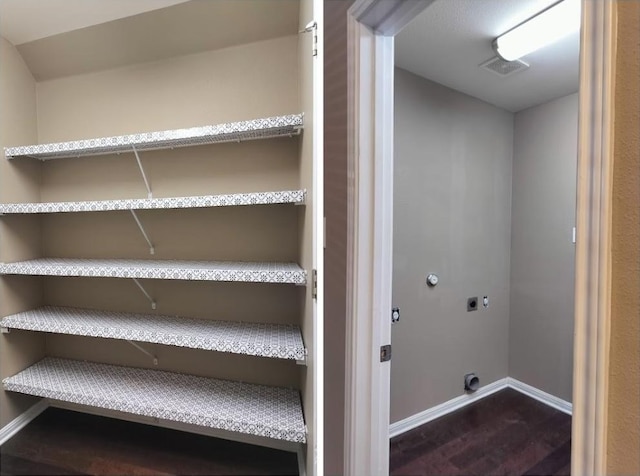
[132,278,157,310]
[130,210,155,255]
[126,340,158,366]
[132,145,152,198]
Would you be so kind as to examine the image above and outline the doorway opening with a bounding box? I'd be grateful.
[389,2,580,473]
[345,0,616,475]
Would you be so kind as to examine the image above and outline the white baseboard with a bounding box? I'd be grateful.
[389,378,508,438]
[506,377,572,415]
[389,377,573,438]
[0,399,49,446]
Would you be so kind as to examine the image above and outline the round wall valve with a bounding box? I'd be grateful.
[464,373,480,393]
[426,274,439,287]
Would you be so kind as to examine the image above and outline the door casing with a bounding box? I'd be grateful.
[344,1,617,474]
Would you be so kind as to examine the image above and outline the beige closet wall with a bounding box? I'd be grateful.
[36,35,300,142]
[35,35,301,203]
[391,68,513,424]
[509,93,578,402]
[30,34,304,388]
[0,34,306,411]
[607,1,640,473]
[0,37,45,427]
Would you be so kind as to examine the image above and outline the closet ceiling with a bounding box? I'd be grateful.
[395,0,580,112]
[0,0,299,81]
[0,0,190,45]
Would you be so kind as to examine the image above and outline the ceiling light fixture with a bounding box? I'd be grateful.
[493,0,581,61]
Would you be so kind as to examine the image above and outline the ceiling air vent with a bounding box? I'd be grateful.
[479,56,529,77]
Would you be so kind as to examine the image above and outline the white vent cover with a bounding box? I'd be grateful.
[480,56,529,77]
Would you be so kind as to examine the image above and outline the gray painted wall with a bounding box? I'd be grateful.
[391,68,513,423]
[509,93,578,402]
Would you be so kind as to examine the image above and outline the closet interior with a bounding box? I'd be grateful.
[389,0,579,440]
[0,1,319,474]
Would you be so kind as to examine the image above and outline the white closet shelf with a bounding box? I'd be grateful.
[3,357,306,443]
[0,190,305,215]
[1,306,306,362]
[0,259,306,285]
[4,114,303,160]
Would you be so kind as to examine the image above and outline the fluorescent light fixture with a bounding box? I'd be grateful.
[493,0,581,61]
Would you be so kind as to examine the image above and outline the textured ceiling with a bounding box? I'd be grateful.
[3,0,299,81]
[0,0,190,45]
[395,0,580,112]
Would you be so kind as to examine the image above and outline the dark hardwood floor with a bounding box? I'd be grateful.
[1,408,298,476]
[390,388,571,476]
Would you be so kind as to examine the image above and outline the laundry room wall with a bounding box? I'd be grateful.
[509,92,578,402]
[391,67,513,424]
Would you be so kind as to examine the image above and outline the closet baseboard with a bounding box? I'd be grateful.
[0,399,48,446]
[389,378,508,438]
[506,377,573,415]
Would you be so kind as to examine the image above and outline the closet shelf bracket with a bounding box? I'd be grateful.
[132,278,157,310]
[132,145,152,199]
[130,210,155,255]
[1,327,9,334]
[299,20,318,57]
[126,340,158,366]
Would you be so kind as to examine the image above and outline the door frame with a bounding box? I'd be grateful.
[344,0,617,474]
[307,1,324,475]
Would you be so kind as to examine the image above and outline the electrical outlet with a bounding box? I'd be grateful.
[467,297,478,312]
[391,307,400,323]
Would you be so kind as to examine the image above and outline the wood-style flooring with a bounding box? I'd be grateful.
[390,388,571,476]
[0,408,298,476]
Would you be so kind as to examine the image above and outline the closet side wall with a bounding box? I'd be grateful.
[0,37,45,427]
[391,68,513,424]
[509,93,578,402]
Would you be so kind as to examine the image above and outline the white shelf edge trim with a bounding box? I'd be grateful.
[1,306,306,361]
[0,190,306,215]
[3,357,306,443]
[0,259,307,285]
[5,114,304,160]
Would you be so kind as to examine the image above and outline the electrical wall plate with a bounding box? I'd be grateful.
[391,307,400,323]
[467,297,478,312]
